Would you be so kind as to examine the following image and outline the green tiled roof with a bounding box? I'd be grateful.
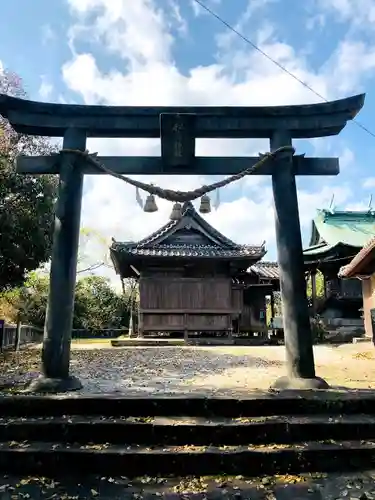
[304,209,375,259]
[303,242,335,257]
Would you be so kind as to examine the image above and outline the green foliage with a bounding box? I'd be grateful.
[266,271,325,324]
[0,272,135,331]
[266,292,282,324]
[73,275,131,330]
[0,69,58,290]
[0,271,49,326]
[306,270,325,299]
[77,227,111,274]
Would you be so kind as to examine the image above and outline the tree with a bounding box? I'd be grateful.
[77,227,112,275]
[306,270,325,300]
[0,272,133,332]
[0,271,49,328]
[73,275,130,330]
[38,227,112,276]
[0,69,58,290]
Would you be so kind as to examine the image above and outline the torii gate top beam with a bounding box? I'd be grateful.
[0,93,365,139]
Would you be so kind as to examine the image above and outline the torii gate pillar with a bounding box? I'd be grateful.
[0,93,365,393]
[270,130,323,389]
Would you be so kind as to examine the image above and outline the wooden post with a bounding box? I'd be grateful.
[128,313,134,338]
[138,311,144,338]
[270,292,275,336]
[270,130,328,389]
[270,292,275,319]
[28,129,86,393]
[14,316,21,352]
[0,320,4,353]
[184,313,188,343]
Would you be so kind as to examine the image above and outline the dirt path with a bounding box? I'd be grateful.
[4,343,375,396]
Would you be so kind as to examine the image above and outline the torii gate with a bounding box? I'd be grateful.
[0,93,365,393]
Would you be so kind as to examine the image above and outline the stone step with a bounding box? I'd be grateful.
[111,338,186,347]
[2,393,375,417]
[2,414,375,445]
[1,440,375,476]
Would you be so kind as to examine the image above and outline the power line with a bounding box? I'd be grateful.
[193,0,375,140]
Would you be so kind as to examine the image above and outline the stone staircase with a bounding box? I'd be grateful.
[1,393,375,476]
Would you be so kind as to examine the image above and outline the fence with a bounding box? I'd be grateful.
[71,329,127,339]
[0,323,43,351]
[0,325,128,350]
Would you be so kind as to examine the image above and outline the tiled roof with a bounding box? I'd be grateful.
[303,242,334,257]
[249,261,279,279]
[135,201,245,249]
[338,236,375,278]
[113,243,264,259]
[304,209,375,261]
[308,209,375,248]
[111,201,266,260]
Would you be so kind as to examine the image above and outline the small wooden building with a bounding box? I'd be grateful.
[110,201,268,339]
[303,209,375,326]
[339,237,375,341]
[234,262,280,334]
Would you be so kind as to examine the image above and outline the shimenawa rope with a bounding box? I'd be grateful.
[54,146,294,203]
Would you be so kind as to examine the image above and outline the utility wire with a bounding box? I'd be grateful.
[193,0,375,139]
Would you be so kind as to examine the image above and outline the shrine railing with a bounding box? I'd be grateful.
[1,324,43,351]
[326,278,362,299]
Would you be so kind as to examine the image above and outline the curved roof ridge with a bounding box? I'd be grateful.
[339,235,375,278]
[135,200,261,250]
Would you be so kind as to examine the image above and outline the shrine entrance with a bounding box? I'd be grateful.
[0,93,365,393]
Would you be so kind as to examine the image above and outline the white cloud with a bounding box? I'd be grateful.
[322,40,375,94]
[67,0,173,70]
[41,24,56,45]
[315,0,375,27]
[215,0,278,53]
[61,0,373,283]
[338,147,355,170]
[345,201,372,211]
[38,76,53,100]
[363,178,375,189]
[190,0,222,18]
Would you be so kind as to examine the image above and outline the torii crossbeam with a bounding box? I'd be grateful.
[0,93,365,393]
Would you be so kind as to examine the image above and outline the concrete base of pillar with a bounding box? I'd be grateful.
[270,375,329,390]
[24,375,83,394]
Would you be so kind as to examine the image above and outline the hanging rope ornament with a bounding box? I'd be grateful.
[199,193,211,214]
[143,193,158,213]
[170,202,183,221]
[142,183,158,213]
[57,146,293,211]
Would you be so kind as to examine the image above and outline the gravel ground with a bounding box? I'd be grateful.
[1,343,375,395]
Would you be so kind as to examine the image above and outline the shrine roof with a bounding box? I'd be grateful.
[113,244,263,259]
[303,209,375,262]
[110,201,266,263]
[338,237,375,278]
[249,261,279,280]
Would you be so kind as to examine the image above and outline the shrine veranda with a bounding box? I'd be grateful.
[0,92,365,393]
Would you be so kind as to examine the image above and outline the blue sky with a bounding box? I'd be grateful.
[1,0,375,271]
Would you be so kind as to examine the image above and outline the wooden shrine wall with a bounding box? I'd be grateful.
[139,277,240,332]
[239,288,268,332]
